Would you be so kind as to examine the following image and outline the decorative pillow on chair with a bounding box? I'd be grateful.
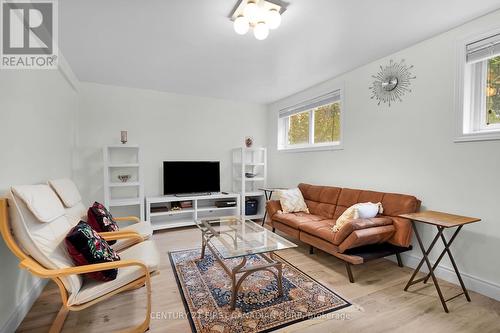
[277,188,309,214]
[65,221,120,281]
[87,202,119,244]
[332,202,383,232]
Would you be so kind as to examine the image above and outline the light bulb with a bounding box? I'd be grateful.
[266,9,281,29]
[233,16,249,35]
[243,1,260,23]
[253,22,269,40]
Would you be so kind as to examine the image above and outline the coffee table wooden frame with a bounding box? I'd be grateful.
[199,226,284,310]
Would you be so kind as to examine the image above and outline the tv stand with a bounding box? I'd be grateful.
[146,192,240,231]
[174,192,211,197]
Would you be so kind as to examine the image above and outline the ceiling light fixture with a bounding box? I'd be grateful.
[230,0,287,41]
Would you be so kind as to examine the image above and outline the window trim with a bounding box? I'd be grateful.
[455,27,500,142]
[277,85,344,152]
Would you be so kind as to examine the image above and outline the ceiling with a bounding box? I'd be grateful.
[60,0,500,104]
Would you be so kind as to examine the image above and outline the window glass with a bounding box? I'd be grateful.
[486,56,500,125]
[314,102,341,143]
[287,111,310,145]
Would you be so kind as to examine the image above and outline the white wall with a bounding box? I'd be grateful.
[267,10,500,299]
[76,83,267,210]
[0,68,78,332]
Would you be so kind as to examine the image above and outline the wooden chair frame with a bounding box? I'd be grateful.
[0,198,154,333]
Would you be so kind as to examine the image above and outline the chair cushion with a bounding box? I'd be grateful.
[87,202,119,235]
[277,188,309,214]
[12,185,65,222]
[273,212,323,229]
[112,221,153,252]
[68,240,160,306]
[48,179,82,208]
[9,188,83,295]
[65,221,120,281]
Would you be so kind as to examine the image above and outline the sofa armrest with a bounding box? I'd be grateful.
[334,217,393,245]
[266,200,282,220]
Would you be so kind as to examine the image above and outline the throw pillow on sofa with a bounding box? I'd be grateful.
[87,202,119,244]
[65,220,120,281]
[357,202,383,218]
[332,202,383,232]
[277,188,309,214]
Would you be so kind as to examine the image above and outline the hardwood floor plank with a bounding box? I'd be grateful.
[16,226,500,333]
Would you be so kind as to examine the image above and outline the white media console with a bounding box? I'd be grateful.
[146,193,240,230]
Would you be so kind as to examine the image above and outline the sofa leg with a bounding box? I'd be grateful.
[272,227,275,233]
[309,245,314,254]
[345,262,355,283]
[396,252,403,267]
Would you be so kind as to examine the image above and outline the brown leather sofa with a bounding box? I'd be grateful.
[266,183,421,282]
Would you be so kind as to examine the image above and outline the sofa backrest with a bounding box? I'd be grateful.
[298,183,341,219]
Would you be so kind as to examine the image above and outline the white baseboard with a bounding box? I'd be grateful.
[389,253,500,302]
[1,279,47,333]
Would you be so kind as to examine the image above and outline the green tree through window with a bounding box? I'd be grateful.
[314,103,341,143]
[288,111,309,145]
[486,56,500,125]
[287,102,341,146]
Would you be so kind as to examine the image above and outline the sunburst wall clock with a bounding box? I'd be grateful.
[369,59,416,107]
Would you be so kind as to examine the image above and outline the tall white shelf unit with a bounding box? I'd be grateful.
[103,144,144,219]
[232,147,267,220]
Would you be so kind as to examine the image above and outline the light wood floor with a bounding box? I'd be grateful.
[17,226,500,333]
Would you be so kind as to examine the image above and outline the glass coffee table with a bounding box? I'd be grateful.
[195,216,297,309]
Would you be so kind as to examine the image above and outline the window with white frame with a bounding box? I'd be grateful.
[277,90,343,151]
[457,30,500,141]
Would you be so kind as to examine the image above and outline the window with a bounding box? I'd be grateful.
[278,89,343,151]
[456,30,500,141]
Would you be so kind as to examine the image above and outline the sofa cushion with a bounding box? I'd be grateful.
[298,220,337,244]
[65,221,120,282]
[338,225,395,253]
[333,217,393,245]
[277,188,309,214]
[273,212,323,229]
[48,179,82,208]
[298,183,341,219]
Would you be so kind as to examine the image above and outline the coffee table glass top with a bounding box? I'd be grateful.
[195,216,297,259]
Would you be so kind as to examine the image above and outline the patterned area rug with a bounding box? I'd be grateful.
[169,248,351,333]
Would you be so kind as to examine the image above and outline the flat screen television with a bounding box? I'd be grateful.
[163,161,220,195]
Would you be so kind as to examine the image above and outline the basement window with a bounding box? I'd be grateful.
[456,30,500,142]
[277,89,343,151]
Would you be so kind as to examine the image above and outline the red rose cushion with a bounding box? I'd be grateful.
[87,202,119,244]
[65,221,120,281]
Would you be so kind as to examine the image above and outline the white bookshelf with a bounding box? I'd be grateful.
[232,147,267,220]
[103,144,144,219]
[146,193,240,231]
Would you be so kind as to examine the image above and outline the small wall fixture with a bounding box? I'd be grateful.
[230,0,287,40]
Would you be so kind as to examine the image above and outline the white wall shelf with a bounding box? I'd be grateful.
[146,193,240,231]
[232,147,267,220]
[103,144,145,218]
